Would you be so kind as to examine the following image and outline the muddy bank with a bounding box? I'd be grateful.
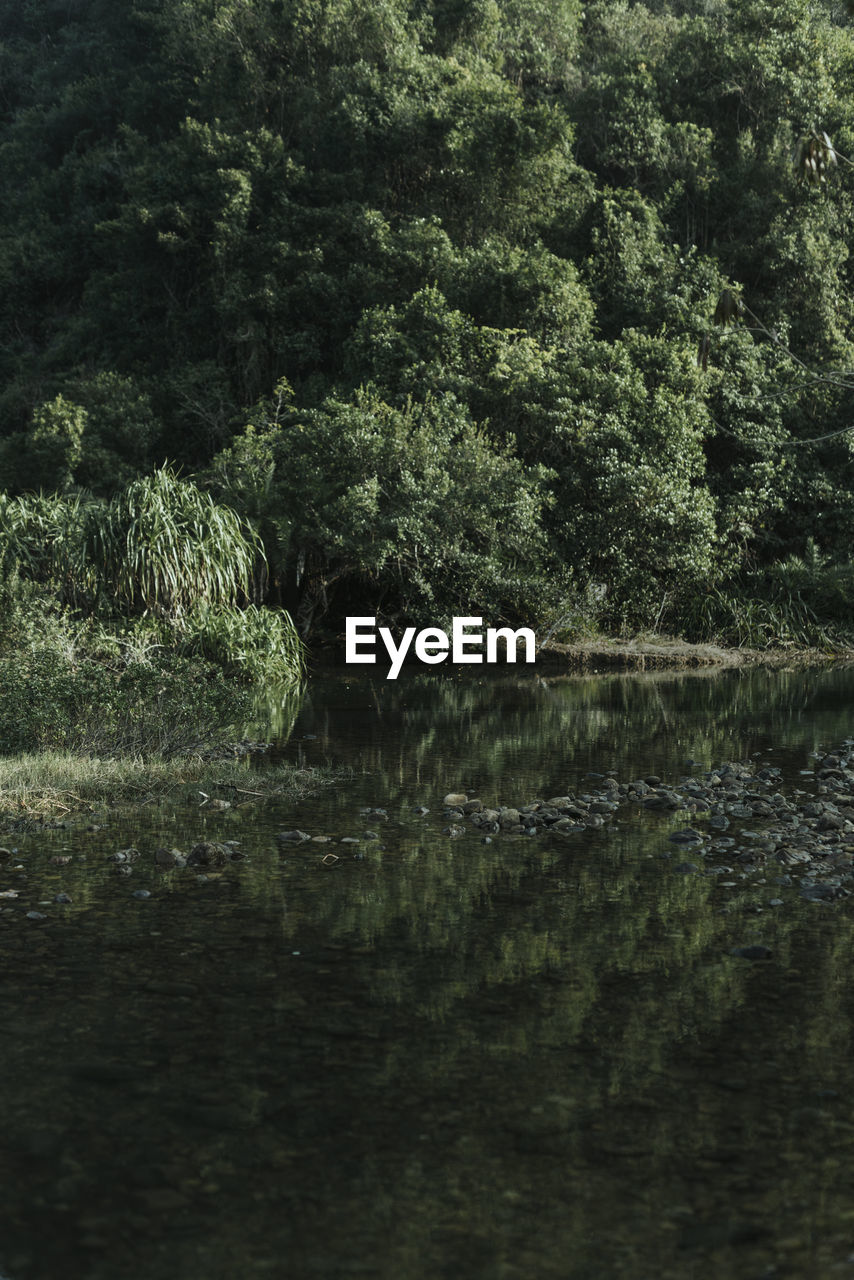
[536,639,854,672]
[317,634,854,676]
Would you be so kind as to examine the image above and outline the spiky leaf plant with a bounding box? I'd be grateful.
[89,468,263,620]
[180,603,305,685]
[0,491,95,605]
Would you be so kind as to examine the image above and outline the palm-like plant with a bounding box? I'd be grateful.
[88,467,263,619]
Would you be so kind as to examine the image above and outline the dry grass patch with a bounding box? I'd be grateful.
[0,752,342,817]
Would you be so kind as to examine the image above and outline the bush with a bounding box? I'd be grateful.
[179,603,306,684]
[213,383,559,631]
[674,546,854,649]
[0,647,249,758]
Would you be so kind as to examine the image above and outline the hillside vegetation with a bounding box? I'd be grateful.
[4,0,854,649]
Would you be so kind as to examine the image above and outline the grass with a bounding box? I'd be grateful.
[0,751,345,819]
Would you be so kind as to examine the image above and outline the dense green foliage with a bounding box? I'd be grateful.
[0,645,249,755]
[4,0,854,638]
[0,471,304,756]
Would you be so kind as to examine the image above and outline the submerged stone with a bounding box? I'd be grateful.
[187,842,230,866]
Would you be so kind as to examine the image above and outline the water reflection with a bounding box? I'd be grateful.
[2,665,854,1278]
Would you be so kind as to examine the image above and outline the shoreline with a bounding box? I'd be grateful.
[535,637,850,670]
[316,637,854,675]
[535,638,852,672]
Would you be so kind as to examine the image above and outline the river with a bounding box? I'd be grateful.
[2,664,854,1279]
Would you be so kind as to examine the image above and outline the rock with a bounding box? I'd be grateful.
[730,945,773,960]
[669,828,704,844]
[412,806,430,816]
[187,842,229,867]
[499,808,521,829]
[155,847,186,869]
[801,884,846,901]
[26,911,47,920]
[108,847,140,863]
[443,793,468,806]
[643,793,680,811]
[53,893,72,904]
[145,980,198,997]
[776,848,812,866]
[132,890,152,900]
[443,825,465,838]
[276,830,311,844]
[673,863,699,874]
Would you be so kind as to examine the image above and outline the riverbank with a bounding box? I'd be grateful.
[0,752,342,824]
[316,634,852,675]
[536,638,853,672]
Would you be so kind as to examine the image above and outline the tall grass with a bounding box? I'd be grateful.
[179,603,306,684]
[0,752,338,817]
[675,545,854,648]
[89,467,262,618]
[0,490,95,604]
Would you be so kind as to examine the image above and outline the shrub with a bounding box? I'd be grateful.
[179,603,306,684]
[0,647,249,758]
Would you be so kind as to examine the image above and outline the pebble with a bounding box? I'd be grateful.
[132,890,151,900]
[108,847,140,863]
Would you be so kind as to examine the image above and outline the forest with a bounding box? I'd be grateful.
[4,0,854,690]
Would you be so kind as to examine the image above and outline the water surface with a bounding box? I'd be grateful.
[3,665,854,1279]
